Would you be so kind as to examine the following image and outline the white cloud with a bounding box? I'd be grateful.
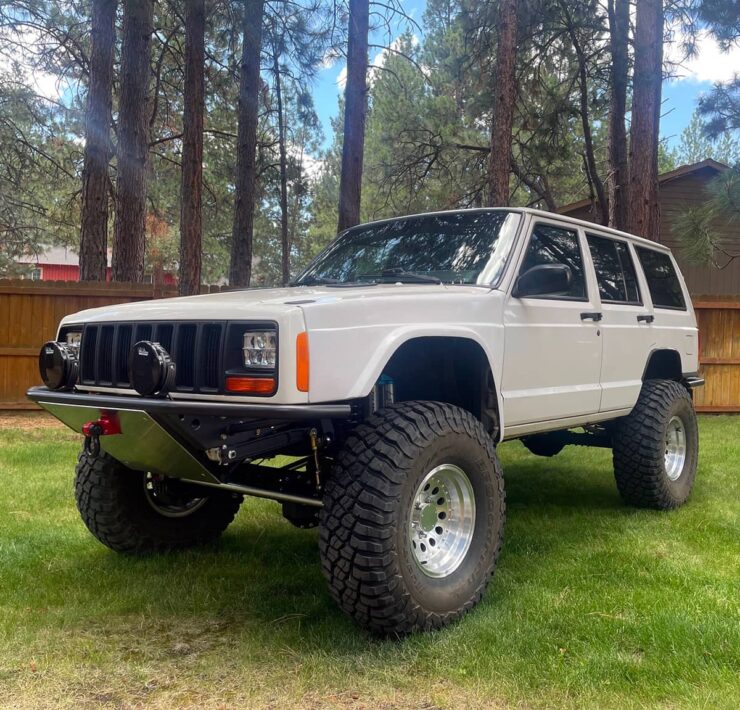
[666,28,740,84]
[0,26,74,101]
[335,35,421,92]
[336,63,347,89]
[301,151,325,181]
[287,142,325,183]
[320,47,342,71]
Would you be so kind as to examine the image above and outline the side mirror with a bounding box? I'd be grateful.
[513,264,572,298]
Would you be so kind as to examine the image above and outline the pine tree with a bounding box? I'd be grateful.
[79,0,117,282]
[179,0,206,296]
[487,0,518,207]
[627,0,663,240]
[337,0,369,231]
[607,0,629,230]
[112,0,154,282]
[229,0,265,288]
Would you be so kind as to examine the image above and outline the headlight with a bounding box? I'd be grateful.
[65,330,82,346]
[243,330,277,368]
[39,341,79,390]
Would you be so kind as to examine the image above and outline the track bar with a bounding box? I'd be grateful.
[186,478,324,508]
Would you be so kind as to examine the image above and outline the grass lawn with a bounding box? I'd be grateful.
[0,415,738,709]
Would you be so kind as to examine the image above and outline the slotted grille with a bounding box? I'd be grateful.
[79,321,226,393]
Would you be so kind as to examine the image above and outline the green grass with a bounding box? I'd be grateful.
[0,417,738,709]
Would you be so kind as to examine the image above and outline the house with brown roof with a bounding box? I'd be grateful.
[559,159,738,297]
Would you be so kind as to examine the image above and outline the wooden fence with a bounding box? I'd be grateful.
[692,298,740,413]
[1,280,738,412]
[0,280,225,409]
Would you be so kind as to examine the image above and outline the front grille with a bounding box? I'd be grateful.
[79,321,227,393]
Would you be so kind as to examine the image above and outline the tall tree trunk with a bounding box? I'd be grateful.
[564,11,608,224]
[607,0,629,230]
[289,142,304,263]
[628,0,664,239]
[273,51,290,285]
[487,0,518,207]
[79,0,116,282]
[337,0,369,232]
[229,0,264,288]
[112,0,154,282]
[179,0,206,296]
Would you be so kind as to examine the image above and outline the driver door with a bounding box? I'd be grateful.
[501,220,603,427]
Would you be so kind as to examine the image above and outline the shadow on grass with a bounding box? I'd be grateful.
[9,441,647,654]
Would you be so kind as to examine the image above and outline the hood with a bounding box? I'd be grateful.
[61,283,491,325]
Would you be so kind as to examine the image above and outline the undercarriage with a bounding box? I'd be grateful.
[28,386,357,510]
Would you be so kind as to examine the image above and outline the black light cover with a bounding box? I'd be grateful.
[129,341,176,397]
[39,341,79,390]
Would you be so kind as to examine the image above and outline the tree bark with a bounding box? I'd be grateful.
[337,0,369,232]
[112,0,154,282]
[273,51,290,286]
[487,0,518,207]
[229,0,264,288]
[79,0,116,282]
[179,0,206,296]
[564,11,608,224]
[607,0,629,231]
[627,0,664,240]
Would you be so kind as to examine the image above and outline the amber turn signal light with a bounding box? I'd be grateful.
[296,332,309,392]
[225,376,276,395]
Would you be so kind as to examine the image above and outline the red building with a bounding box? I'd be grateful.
[16,246,176,285]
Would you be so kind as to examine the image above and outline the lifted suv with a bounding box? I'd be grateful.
[30,208,703,634]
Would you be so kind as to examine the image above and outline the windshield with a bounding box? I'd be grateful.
[295,210,521,286]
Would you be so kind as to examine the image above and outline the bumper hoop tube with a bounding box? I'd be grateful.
[27,386,341,507]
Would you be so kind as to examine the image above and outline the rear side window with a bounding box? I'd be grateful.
[519,224,586,299]
[587,234,641,304]
[636,247,686,309]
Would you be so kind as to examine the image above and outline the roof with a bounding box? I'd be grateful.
[558,159,730,215]
[345,206,672,251]
[16,245,112,267]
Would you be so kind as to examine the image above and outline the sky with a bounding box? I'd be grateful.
[3,1,737,162]
[312,0,740,155]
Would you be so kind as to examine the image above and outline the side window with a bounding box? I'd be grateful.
[587,234,641,304]
[519,224,586,299]
[636,247,686,310]
[615,242,641,303]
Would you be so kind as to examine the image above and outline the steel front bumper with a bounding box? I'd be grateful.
[27,386,353,486]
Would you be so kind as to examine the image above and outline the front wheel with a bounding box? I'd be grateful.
[75,450,243,553]
[319,401,505,635]
[612,380,699,509]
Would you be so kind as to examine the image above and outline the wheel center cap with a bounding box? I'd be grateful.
[420,504,437,532]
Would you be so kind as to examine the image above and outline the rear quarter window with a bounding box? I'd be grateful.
[635,247,686,310]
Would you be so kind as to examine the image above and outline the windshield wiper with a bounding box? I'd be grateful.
[379,268,441,284]
[289,275,341,286]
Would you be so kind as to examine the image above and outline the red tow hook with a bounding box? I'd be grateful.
[82,412,121,456]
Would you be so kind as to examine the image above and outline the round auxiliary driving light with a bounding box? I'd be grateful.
[39,341,79,390]
[129,341,176,397]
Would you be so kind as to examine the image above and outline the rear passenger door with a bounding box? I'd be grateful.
[586,233,653,412]
[502,221,603,426]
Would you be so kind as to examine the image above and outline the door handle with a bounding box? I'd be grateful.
[637,314,655,323]
[580,312,602,321]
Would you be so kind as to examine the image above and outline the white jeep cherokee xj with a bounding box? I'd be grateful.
[30,208,703,634]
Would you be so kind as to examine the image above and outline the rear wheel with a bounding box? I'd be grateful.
[75,450,243,553]
[319,401,505,635]
[612,380,699,509]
